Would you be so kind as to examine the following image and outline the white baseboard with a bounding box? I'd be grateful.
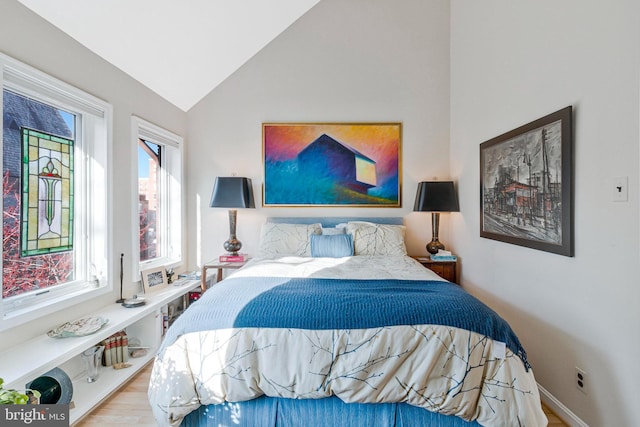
[538,383,589,427]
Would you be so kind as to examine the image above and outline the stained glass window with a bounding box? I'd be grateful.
[2,53,110,325]
[20,128,74,256]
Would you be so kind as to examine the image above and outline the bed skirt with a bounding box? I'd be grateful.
[180,396,480,427]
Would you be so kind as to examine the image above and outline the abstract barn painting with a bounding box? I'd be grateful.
[263,123,401,207]
[480,106,573,256]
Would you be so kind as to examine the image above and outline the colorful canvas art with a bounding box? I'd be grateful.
[263,123,401,206]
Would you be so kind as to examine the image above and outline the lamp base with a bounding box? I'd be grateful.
[426,212,445,255]
[223,208,241,256]
[426,239,444,255]
[223,239,241,256]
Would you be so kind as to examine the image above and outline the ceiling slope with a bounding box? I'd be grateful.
[17,0,320,111]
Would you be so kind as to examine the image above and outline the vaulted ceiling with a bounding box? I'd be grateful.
[17,0,321,111]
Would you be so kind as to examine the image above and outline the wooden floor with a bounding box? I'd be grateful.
[75,363,568,426]
[74,363,157,427]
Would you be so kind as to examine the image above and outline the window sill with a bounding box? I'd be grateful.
[0,283,111,332]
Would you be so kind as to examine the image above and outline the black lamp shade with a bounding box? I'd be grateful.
[413,181,459,212]
[209,177,255,209]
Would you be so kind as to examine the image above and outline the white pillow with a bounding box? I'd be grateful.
[258,223,322,257]
[346,221,407,256]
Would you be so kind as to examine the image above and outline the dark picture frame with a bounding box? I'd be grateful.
[480,106,573,256]
[262,123,402,207]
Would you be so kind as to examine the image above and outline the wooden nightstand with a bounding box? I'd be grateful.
[411,256,458,284]
[200,259,248,292]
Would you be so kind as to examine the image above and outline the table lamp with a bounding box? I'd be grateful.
[413,181,460,255]
[209,177,255,255]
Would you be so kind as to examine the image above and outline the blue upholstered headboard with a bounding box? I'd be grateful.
[267,217,404,227]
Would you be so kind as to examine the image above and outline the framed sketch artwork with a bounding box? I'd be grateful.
[480,106,573,256]
[262,123,402,207]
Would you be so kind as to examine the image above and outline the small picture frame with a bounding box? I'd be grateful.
[141,266,168,294]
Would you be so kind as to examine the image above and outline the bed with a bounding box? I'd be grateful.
[149,218,547,427]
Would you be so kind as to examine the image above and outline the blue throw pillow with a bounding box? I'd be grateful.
[310,234,354,258]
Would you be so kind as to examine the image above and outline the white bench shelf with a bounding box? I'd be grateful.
[0,278,200,425]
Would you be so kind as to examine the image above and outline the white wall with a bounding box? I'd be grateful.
[450,1,640,425]
[0,1,187,351]
[187,0,452,267]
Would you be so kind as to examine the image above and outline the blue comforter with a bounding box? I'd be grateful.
[162,276,529,369]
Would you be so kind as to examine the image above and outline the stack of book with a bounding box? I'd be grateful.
[101,330,129,366]
[178,271,200,280]
[219,253,248,262]
[430,250,457,262]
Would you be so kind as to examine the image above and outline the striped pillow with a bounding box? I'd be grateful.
[310,234,354,258]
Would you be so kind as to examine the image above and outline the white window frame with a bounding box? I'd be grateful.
[0,53,112,331]
[131,116,183,282]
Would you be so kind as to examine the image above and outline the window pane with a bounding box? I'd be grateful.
[2,90,75,299]
[138,139,161,262]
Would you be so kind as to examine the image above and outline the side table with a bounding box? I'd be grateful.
[410,256,458,284]
[200,259,248,292]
